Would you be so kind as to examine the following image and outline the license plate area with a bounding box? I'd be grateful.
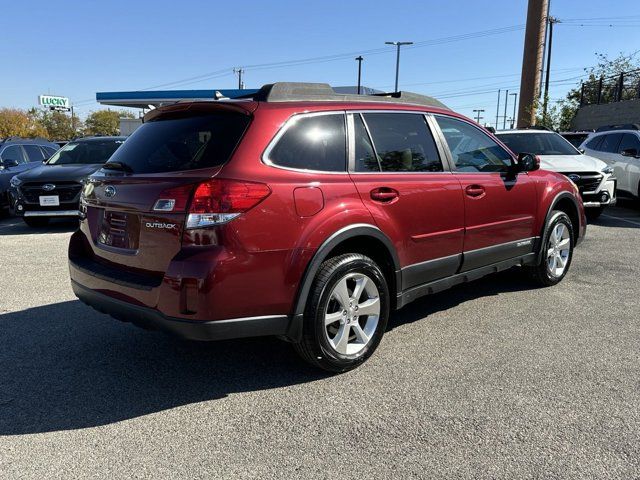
[39,195,59,206]
[97,210,140,250]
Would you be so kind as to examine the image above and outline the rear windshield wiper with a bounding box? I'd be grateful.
[102,161,133,173]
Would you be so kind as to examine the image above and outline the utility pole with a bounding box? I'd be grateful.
[542,16,559,121]
[517,0,549,127]
[510,92,518,129]
[473,109,485,124]
[233,68,244,90]
[495,89,501,129]
[355,56,364,94]
[503,89,509,130]
[385,41,413,92]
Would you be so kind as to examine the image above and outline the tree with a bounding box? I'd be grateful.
[0,108,48,139]
[84,109,135,136]
[538,51,640,131]
[37,110,81,140]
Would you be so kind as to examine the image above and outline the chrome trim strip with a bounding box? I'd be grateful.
[24,210,80,217]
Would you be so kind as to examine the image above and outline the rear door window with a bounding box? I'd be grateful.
[599,133,623,153]
[618,133,640,153]
[106,113,250,174]
[361,113,442,172]
[23,144,45,162]
[268,113,346,172]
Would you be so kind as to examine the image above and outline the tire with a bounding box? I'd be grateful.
[23,217,49,228]
[585,206,605,221]
[293,253,390,373]
[526,210,574,287]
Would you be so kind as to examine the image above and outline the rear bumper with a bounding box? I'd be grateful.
[71,279,300,341]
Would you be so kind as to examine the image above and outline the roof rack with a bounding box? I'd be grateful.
[244,82,449,110]
[1,136,51,143]
[595,123,640,132]
[523,125,552,131]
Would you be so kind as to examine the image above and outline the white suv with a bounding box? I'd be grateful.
[496,129,616,220]
[580,125,640,200]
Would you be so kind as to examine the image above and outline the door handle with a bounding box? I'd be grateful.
[370,187,399,203]
[465,185,486,198]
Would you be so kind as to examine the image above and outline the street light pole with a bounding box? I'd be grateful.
[510,92,518,129]
[503,89,509,130]
[473,109,485,124]
[385,41,413,92]
[355,56,364,94]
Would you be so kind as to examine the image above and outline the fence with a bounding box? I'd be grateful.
[579,69,640,106]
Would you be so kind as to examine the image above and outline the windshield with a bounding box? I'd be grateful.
[104,113,250,174]
[562,133,589,149]
[47,140,124,165]
[496,132,579,156]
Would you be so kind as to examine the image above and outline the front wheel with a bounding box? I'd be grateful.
[23,217,49,228]
[526,211,574,287]
[294,253,390,373]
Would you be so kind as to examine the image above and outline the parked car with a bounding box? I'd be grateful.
[560,131,592,149]
[9,136,125,227]
[579,124,640,200]
[69,82,586,372]
[0,137,59,215]
[496,129,615,220]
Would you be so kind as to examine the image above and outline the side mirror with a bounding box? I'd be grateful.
[621,148,639,158]
[0,158,19,168]
[515,152,540,172]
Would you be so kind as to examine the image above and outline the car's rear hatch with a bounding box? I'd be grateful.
[78,102,254,276]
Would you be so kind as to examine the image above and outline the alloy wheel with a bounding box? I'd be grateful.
[324,273,380,355]
[546,222,571,277]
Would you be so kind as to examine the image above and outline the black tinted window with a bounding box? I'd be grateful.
[599,133,623,153]
[362,113,442,172]
[107,113,249,174]
[1,145,26,164]
[496,132,577,156]
[48,140,123,165]
[436,116,512,172]
[353,114,379,172]
[269,114,346,172]
[618,133,640,153]
[23,144,45,162]
[585,136,603,150]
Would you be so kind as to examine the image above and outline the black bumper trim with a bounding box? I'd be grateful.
[71,280,295,341]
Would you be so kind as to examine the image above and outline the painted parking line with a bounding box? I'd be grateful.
[601,214,640,227]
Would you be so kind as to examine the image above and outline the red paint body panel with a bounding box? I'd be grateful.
[68,98,586,328]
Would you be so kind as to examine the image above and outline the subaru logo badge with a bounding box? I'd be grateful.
[568,174,581,182]
[104,186,117,198]
[42,183,56,191]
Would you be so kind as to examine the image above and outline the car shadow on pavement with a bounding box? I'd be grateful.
[0,269,536,435]
[389,268,535,331]
[0,217,79,235]
[591,200,640,229]
[0,300,328,435]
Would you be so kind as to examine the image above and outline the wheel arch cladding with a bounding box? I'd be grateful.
[537,192,580,264]
[293,224,401,316]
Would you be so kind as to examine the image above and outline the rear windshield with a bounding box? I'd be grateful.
[496,132,578,156]
[47,140,123,165]
[105,113,250,173]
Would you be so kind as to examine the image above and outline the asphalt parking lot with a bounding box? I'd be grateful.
[1,203,639,479]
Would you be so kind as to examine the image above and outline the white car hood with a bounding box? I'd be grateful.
[538,154,607,173]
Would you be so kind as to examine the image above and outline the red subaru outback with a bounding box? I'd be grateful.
[69,83,586,372]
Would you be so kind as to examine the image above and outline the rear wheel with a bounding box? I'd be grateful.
[527,211,574,287]
[294,253,390,373]
[23,217,49,228]
[585,206,605,221]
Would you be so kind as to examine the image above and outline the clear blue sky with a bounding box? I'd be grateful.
[2,0,639,126]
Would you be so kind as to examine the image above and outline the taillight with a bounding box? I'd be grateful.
[153,184,194,212]
[186,179,271,229]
